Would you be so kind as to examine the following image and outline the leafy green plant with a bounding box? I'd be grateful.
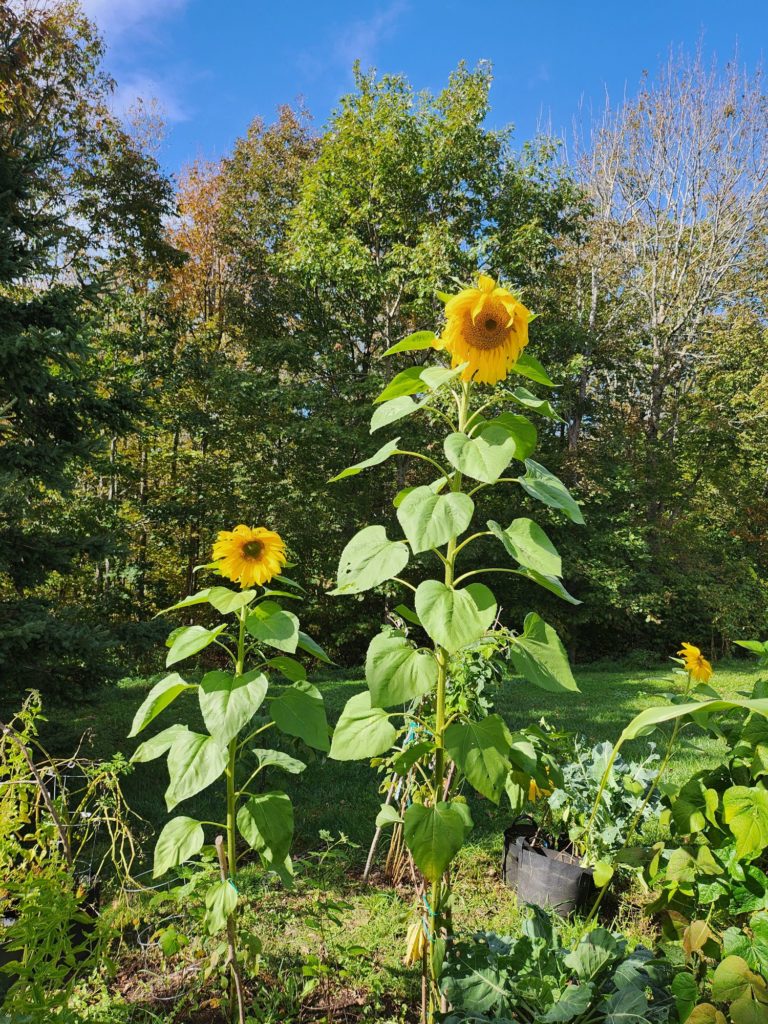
[127,529,330,1024]
[0,693,135,1019]
[546,737,663,864]
[328,278,584,1020]
[439,907,676,1023]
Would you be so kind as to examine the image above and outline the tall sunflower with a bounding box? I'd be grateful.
[212,525,287,589]
[438,274,532,384]
[677,642,713,683]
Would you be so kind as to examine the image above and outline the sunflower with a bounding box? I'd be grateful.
[677,642,713,683]
[437,274,532,385]
[211,525,287,589]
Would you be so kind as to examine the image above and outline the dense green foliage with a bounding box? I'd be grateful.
[2,3,768,700]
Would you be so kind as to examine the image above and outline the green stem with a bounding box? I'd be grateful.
[427,381,471,1023]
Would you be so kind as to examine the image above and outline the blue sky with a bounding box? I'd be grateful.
[83,0,768,176]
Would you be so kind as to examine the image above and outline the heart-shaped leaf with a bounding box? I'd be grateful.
[329,691,397,760]
[403,801,473,881]
[198,669,268,746]
[153,816,205,878]
[509,613,578,693]
[332,525,409,594]
[365,630,438,707]
[246,601,299,653]
[270,681,330,752]
[519,459,584,525]
[415,580,496,654]
[397,486,474,554]
[165,731,227,810]
[444,715,512,802]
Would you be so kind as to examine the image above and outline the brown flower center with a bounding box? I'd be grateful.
[243,540,264,559]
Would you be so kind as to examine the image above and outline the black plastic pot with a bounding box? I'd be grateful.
[514,837,596,916]
[502,816,540,888]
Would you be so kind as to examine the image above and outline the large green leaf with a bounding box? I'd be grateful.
[198,669,268,746]
[489,413,538,459]
[487,517,561,577]
[382,330,437,356]
[712,956,765,1005]
[370,395,426,433]
[153,816,205,878]
[329,690,397,760]
[518,459,585,525]
[165,731,227,810]
[207,587,257,614]
[509,613,579,693]
[204,879,238,933]
[415,580,496,654]
[444,425,519,484]
[403,800,473,882]
[131,723,189,763]
[397,486,474,554]
[329,437,401,482]
[253,748,306,774]
[270,680,329,752]
[510,353,556,387]
[444,715,512,802]
[375,367,425,402]
[509,385,564,421]
[158,588,214,614]
[723,787,768,860]
[165,624,227,668]
[331,525,409,595]
[618,697,768,743]
[514,567,581,604]
[237,791,294,881]
[365,630,438,707]
[671,779,719,835]
[266,656,306,682]
[564,928,620,980]
[129,673,196,737]
[245,600,299,653]
[297,630,332,664]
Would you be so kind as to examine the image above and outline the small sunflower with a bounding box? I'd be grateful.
[677,642,713,683]
[437,274,532,385]
[212,525,287,589]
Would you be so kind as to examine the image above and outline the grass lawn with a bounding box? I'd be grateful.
[25,657,761,1022]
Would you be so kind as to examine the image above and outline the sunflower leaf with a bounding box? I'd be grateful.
[331,524,409,594]
[329,437,401,482]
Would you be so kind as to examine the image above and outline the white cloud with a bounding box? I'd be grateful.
[334,0,408,69]
[80,0,188,37]
[110,72,189,124]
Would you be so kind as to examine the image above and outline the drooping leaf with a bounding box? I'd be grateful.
[509,613,579,693]
[403,800,473,882]
[204,879,238,933]
[518,459,585,525]
[270,681,330,752]
[329,437,401,481]
[382,330,437,356]
[509,385,564,421]
[245,601,299,653]
[165,731,227,810]
[153,816,205,878]
[129,673,196,737]
[415,580,496,654]
[510,353,556,387]
[266,656,307,682]
[331,525,409,594]
[236,791,294,882]
[487,518,561,577]
[365,631,438,707]
[397,486,474,554]
[297,631,332,663]
[329,691,397,760]
[619,698,768,743]
[444,715,512,802]
[198,669,268,746]
[165,624,227,668]
[253,748,306,774]
[131,724,189,764]
[370,395,426,433]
